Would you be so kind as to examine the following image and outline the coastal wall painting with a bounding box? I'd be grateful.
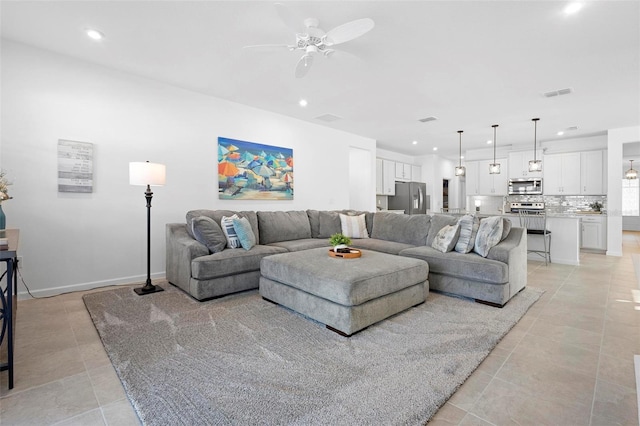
[218,137,293,200]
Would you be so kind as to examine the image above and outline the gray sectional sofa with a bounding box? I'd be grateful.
[166,210,527,306]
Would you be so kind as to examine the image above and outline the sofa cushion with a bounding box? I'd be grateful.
[306,210,321,238]
[340,213,369,239]
[426,214,458,246]
[350,238,416,255]
[474,216,504,257]
[318,211,342,238]
[191,245,287,280]
[221,215,243,249]
[455,214,480,254]
[267,238,329,252]
[370,212,430,246]
[399,246,508,284]
[186,210,259,243]
[233,216,256,250]
[191,216,227,253]
[257,211,311,245]
[431,224,460,253]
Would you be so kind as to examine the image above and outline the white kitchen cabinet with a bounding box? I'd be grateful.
[382,159,396,195]
[411,165,422,182]
[543,152,581,195]
[477,158,508,195]
[465,161,479,195]
[375,158,383,195]
[580,150,604,195]
[508,150,543,178]
[581,215,607,250]
[395,162,412,181]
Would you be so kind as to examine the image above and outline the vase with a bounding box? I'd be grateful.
[333,244,348,252]
[0,204,5,230]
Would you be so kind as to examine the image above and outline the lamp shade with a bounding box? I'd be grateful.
[129,161,166,186]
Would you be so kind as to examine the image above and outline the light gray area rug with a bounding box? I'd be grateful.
[83,285,542,425]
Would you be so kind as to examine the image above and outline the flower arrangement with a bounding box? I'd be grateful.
[0,171,12,203]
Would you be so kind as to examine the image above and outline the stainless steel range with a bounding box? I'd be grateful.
[509,202,545,213]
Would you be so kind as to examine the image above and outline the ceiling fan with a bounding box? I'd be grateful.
[243,3,375,78]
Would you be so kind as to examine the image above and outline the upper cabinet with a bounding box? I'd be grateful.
[508,150,544,178]
[544,150,605,195]
[376,158,396,195]
[580,150,605,195]
[466,158,508,196]
[395,162,412,181]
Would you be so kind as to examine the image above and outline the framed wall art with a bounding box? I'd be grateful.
[58,139,93,193]
[218,137,293,200]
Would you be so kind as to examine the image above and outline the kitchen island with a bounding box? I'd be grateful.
[478,213,582,265]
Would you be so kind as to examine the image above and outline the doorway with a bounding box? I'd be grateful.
[443,179,449,210]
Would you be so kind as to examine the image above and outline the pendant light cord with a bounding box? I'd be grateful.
[532,118,540,161]
[458,130,463,167]
[492,125,498,163]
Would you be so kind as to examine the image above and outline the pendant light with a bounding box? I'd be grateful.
[626,160,638,179]
[489,124,500,174]
[528,118,542,172]
[454,130,466,177]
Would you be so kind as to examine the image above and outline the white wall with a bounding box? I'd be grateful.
[607,126,640,256]
[1,41,376,297]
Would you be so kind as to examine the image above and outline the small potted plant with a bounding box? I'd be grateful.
[329,233,352,252]
[589,201,603,212]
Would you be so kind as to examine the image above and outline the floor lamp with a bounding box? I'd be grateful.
[129,161,166,295]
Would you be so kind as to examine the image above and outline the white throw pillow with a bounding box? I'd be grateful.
[432,224,461,253]
[455,214,480,254]
[220,214,242,249]
[473,216,504,257]
[339,213,369,239]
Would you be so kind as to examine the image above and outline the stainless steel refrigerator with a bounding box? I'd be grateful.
[387,182,429,214]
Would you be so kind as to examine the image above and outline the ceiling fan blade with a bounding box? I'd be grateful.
[274,2,304,32]
[243,44,293,51]
[295,54,314,78]
[325,18,374,46]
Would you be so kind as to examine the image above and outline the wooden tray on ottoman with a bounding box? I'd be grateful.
[328,248,362,259]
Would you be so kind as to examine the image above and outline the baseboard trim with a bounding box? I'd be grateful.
[17,272,166,300]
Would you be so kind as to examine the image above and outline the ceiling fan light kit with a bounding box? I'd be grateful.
[489,124,500,174]
[245,4,374,78]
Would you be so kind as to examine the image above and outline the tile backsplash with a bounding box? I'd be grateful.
[506,194,607,214]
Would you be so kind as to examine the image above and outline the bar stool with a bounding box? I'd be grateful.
[518,209,551,265]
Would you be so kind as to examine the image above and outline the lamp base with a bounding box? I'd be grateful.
[134,283,165,295]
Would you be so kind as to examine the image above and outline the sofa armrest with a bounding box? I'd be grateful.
[487,227,527,297]
[166,223,209,292]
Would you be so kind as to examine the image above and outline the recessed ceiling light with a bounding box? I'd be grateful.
[86,29,105,41]
[564,2,583,15]
[487,140,492,144]
[412,141,418,145]
[557,131,565,136]
[298,99,308,107]
[433,147,438,151]
[461,156,464,159]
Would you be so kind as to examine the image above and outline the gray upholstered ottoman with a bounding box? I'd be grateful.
[259,247,429,336]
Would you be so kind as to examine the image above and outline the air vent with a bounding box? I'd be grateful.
[543,87,573,98]
[315,113,342,122]
[566,126,578,131]
[418,116,438,123]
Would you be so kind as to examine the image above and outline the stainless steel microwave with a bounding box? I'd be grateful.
[508,178,543,195]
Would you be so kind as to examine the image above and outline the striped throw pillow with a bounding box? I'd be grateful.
[339,213,369,239]
[220,214,242,249]
[455,214,480,253]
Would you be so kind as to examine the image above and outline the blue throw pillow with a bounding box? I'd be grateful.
[232,216,256,250]
[220,215,242,249]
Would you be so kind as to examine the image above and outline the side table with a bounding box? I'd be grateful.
[0,229,19,389]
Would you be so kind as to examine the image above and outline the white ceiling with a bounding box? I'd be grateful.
[2,1,639,160]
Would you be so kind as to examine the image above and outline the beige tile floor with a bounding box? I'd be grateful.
[1,233,639,425]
